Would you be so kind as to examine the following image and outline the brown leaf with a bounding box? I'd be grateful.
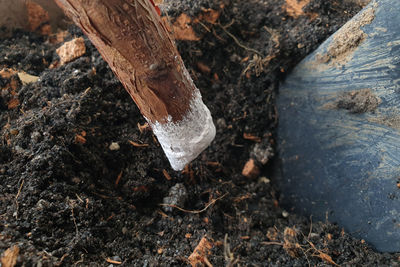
[1,245,19,267]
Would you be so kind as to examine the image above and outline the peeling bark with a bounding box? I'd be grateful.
[55,0,194,123]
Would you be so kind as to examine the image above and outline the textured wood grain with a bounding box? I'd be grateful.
[55,0,194,123]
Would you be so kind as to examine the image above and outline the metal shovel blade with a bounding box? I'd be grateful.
[277,0,400,252]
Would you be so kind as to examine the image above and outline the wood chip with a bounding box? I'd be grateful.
[56,37,86,65]
[188,236,213,267]
[199,8,221,24]
[115,170,123,186]
[7,99,19,110]
[241,159,260,179]
[137,122,150,133]
[50,30,69,44]
[74,134,86,144]
[128,140,149,147]
[197,62,211,74]
[0,68,17,79]
[283,0,309,18]
[243,133,261,142]
[1,245,19,267]
[162,169,172,180]
[283,0,318,19]
[105,258,122,265]
[173,14,200,41]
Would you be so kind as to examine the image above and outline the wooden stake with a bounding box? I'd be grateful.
[54,0,215,170]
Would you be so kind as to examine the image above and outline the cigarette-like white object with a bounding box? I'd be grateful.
[55,0,216,170]
[151,89,215,170]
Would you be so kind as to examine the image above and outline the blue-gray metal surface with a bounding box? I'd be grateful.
[277,0,400,252]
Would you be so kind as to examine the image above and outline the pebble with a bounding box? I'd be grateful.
[251,143,274,165]
[122,227,128,235]
[109,142,120,151]
[30,131,41,143]
[258,176,270,184]
[162,183,188,213]
[216,118,226,129]
[282,210,289,218]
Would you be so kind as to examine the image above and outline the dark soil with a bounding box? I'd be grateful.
[1,0,399,266]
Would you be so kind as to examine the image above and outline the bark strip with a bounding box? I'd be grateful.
[55,0,194,123]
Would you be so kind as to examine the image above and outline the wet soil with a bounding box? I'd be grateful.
[1,0,399,266]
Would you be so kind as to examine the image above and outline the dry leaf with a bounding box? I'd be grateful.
[1,245,19,267]
[188,236,213,267]
[17,72,39,85]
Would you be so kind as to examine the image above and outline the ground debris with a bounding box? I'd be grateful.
[251,142,274,165]
[323,88,381,113]
[162,183,188,212]
[317,4,375,66]
[188,236,213,267]
[172,13,200,41]
[17,72,39,85]
[283,227,301,258]
[336,89,380,113]
[56,37,86,65]
[242,159,260,179]
[0,245,19,267]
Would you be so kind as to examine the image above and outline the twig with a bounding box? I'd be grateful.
[260,241,284,246]
[73,254,84,267]
[159,193,228,213]
[218,21,262,56]
[224,234,240,267]
[14,179,24,219]
[69,200,79,236]
[15,179,24,200]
